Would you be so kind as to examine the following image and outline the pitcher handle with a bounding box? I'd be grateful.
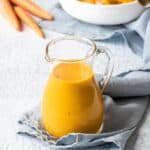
[96,46,114,94]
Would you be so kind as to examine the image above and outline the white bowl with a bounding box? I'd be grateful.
[58,0,145,25]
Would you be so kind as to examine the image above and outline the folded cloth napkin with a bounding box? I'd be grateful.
[39,1,150,97]
[17,0,150,150]
[17,96,149,150]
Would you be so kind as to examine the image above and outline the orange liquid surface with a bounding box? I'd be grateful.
[42,63,104,137]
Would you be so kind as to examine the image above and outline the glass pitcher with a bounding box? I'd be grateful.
[42,36,113,138]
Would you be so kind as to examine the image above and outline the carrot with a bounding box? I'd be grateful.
[95,0,102,3]
[80,0,96,3]
[0,0,21,30]
[96,0,119,4]
[118,0,134,3]
[14,6,45,38]
[11,0,53,20]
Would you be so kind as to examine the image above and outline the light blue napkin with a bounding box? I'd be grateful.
[17,96,149,150]
[39,2,150,97]
[17,1,150,150]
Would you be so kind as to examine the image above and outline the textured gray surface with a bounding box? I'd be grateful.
[0,0,150,149]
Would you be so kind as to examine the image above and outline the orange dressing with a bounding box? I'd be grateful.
[42,63,104,137]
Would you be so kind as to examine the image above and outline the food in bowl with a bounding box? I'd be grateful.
[80,0,135,5]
